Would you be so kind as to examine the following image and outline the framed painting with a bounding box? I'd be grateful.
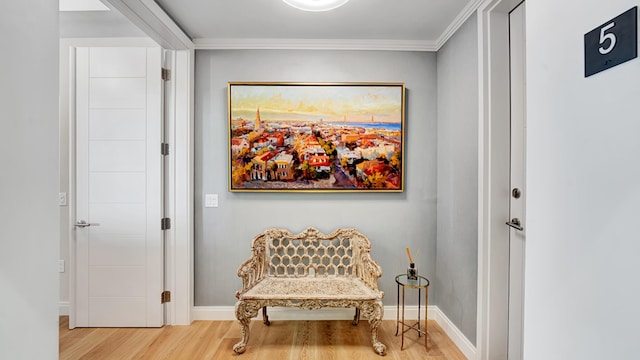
[228,82,405,192]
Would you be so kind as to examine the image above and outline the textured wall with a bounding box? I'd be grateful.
[436,15,479,345]
[59,11,145,38]
[194,49,437,307]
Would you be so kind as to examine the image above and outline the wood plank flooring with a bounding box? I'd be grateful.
[59,316,466,360]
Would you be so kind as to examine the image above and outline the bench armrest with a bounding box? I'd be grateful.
[346,229,383,295]
[235,234,268,299]
[357,252,383,293]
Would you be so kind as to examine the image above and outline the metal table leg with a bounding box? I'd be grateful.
[395,281,400,336]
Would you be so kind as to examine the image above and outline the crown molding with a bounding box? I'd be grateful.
[435,0,485,50]
[194,38,438,52]
[102,0,194,50]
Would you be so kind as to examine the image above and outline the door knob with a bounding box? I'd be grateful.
[506,218,523,231]
[75,220,99,228]
[512,188,522,199]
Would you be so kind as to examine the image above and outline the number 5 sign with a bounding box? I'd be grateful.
[585,7,637,77]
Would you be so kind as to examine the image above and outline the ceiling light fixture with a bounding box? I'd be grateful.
[282,0,350,12]
[59,0,109,11]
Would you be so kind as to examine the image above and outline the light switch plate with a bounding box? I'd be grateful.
[205,194,218,208]
[59,192,67,206]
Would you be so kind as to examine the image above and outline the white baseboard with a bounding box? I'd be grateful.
[59,301,70,316]
[431,307,476,360]
[192,306,236,321]
[192,305,476,359]
[192,305,433,321]
[193,306,366,321]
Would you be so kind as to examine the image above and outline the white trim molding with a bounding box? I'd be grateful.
[194,38,438,52]
[193,305,437,321]
[164,49,195,325]
[192,306,236,321]
[101,0,194,50]
[435,0,486,49]
[476,0,523,359]
[432,307,477,360]
[59,301,71,316]
[192,305,476,358]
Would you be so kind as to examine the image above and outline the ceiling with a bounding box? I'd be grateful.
[61,0,481,50]
[155,0,475,42]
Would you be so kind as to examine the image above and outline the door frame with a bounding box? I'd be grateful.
[62,37,194,328]
[161,48,195,326]
[507,4,526,359]
[99,0,196,326]
[476,0,525,358]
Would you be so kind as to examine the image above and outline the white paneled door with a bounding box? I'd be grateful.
[74,47,163,327]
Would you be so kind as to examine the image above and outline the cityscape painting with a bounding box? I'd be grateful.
[228,82,405,192]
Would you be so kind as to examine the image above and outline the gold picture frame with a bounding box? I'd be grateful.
[228,82,405,192]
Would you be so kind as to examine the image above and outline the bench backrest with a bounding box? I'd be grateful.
[267,235,354,277]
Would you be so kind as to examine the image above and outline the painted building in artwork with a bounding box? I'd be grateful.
[251,151,294,181]
[251,151,277,180]
[273,152,294,180]
[337,146,362,164]
[231,138,249,154]
[359,143,396,160]
[266,132,285,147]
[252,136,272,151]
[341,133,360,143]
[309,155,331,172]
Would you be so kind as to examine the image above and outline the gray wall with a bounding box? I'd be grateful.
[194,50,437,306]
[60,11,146,38]
[0,1,59,358]
[436,15,479,344]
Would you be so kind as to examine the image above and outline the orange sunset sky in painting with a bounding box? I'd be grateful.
[230,84,403,124]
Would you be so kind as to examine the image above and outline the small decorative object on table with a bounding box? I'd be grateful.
[406,247,418,280]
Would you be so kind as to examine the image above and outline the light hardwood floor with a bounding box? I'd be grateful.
[60,316,466,359]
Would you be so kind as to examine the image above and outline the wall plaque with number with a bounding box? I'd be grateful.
[584,7,637,77]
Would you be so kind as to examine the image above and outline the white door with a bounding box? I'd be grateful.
[74,46,164,327]
[507,3,526,359]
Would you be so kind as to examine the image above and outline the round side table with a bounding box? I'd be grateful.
[395,273,430,350]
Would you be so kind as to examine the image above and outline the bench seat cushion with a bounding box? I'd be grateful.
[240,277,381,301]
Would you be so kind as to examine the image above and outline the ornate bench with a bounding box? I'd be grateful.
[233,227,386,355]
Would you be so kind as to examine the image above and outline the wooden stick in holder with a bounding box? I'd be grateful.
[406,247,414,264]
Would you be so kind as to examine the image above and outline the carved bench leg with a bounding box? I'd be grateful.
[262,306,270,326]
[233,300,261,354]
[362,300,387,356]
[352,308,360,326]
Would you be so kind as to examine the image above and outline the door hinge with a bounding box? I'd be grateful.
[161,142,169,156]
[161,290,171,304]
[161,68,170,81]
[161,217,171,230]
